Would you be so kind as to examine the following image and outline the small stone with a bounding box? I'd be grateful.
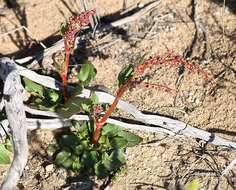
[195,98,200,104]
[45,164,54,172]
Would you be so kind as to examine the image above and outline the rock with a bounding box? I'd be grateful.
[45,164,54,172]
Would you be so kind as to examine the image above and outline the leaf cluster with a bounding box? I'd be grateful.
[23,60,97,114]
[49,121,142,178]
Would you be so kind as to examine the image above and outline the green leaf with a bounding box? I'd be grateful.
[24,77,61,112]
[57,134,79,148]
[74,145,84,156]
[73,121,81,131]
[117,131,142,147]
[101,152,112,170]
[70,85,83,97]
[36,103,57,112]
[60,23,69,36]
[78,61,96,83]
[4,138,13,153]
[47,89,60,103]
[90,92,99,105]
[103,149,126,171]
[109,149,126,166]
[81,100,93,113]
[72,158,81,173]
[184,179,200,190]
[81,150,98,168]
[98,135,110,146]
[101,124,121,137]
[75,122,90,139]
[57,96,90,118]
[95,161,109,178]
[55,151,73,169]
[47,144,58,155]
[0,144,11,165]
[117,64,134,87]
[57,84,93,117]
[23,77,44,97]
[110,137,127,149]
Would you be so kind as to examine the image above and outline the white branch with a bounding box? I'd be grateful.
[12,62,236,149]
[0,58,28,190]
[0,116,174,138]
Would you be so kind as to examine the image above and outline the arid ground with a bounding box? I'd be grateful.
[0,0,236,189]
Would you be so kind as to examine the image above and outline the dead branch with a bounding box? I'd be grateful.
[0,58,28,190]
[0,115,174,138]
[5,60,236,149]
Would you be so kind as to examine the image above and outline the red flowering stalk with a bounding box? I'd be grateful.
[61,9,95,100]
[92,52,211,144]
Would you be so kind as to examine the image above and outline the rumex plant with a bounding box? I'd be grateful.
[92,51,210,144]
[17,9,211,179]
[20,10,142,178]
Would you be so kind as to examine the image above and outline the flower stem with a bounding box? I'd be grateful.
[61,42,70,101]
[92,79,132,144]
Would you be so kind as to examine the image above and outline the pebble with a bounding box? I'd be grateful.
[45,164,54,172]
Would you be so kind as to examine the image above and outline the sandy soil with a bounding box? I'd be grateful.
[0,0,236,189]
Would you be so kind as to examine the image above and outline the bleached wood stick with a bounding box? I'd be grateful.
[0,58,28,190]
[2,58,236,150]
[12,62,236,149]
[0,116,174,138]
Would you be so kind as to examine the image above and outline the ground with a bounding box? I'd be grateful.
[0,0,236,189]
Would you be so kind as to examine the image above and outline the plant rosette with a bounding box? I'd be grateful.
[48,121,142,179]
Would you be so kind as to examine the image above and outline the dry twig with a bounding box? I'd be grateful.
[5,58,236,149]
[0,58,28,190]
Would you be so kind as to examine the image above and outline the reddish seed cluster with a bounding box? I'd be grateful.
[135,56,162,74]
[142,82,177,96]
[132,51,211,96]
[69,9,95,29]
[64,9,96,52]
[134,51,209,82]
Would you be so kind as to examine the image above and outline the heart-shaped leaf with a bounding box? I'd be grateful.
[117,130,142,147]
[110,137,127,149]
[101,123,121,137]
[55,151,73,169]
